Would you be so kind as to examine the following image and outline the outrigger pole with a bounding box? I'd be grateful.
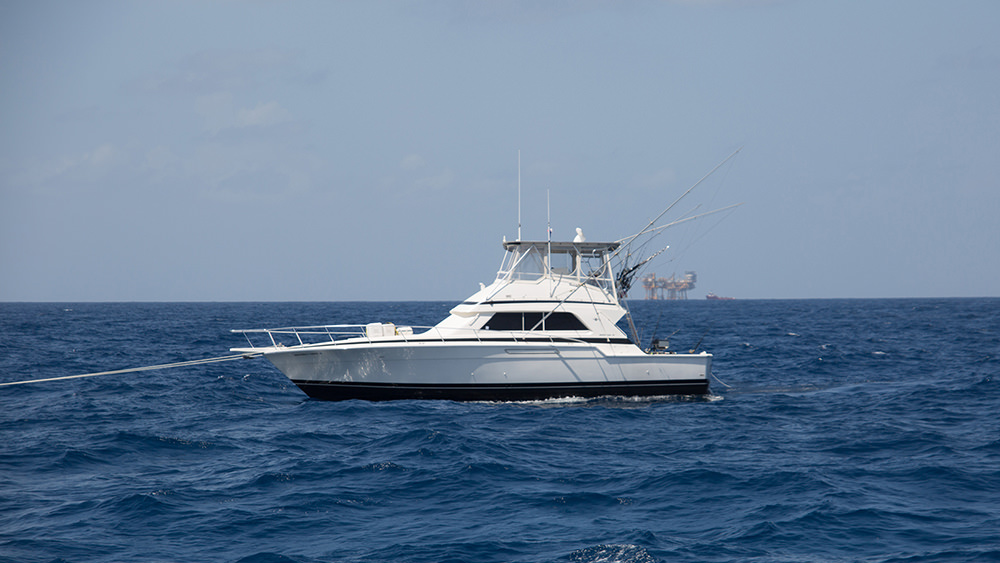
[617,145,743,252]
[610,146,743,345]
[610,146,744,294]
[622,202,745,242]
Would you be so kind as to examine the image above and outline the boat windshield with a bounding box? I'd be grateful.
[497,241,618,293]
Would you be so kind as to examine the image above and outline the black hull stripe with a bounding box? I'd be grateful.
[291,379,709,402]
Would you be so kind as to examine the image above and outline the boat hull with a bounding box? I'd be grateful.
[263,340,711,401]
[292,379,709,402]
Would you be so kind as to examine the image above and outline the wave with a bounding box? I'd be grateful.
[3,300,999,563]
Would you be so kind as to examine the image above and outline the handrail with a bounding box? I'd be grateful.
[231,323,594,350]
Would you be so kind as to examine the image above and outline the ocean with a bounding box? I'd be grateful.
[1,299,998,563]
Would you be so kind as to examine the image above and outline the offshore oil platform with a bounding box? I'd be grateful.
[641,271,697,300]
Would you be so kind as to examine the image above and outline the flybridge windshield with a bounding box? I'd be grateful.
[497,241,618,292]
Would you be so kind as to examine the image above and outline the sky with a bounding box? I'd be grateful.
[2,0,998,301]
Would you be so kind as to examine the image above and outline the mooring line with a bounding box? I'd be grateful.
[0,353,261,388]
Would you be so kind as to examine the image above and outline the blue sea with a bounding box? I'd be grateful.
[1,299,998,563]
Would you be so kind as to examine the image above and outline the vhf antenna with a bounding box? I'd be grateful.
[517,150,522,241]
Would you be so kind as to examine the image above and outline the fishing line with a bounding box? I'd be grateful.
[645,151,742,273]
[710,372,733,389]
[703,148,739,214]
[0,353,260,388]
[661,205,741,266]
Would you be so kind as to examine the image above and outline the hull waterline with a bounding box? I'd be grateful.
[292,378,709,402]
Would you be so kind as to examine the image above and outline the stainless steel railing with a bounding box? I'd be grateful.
[231,323,594,350]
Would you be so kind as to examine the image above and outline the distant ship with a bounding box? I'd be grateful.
[705,292,734,300]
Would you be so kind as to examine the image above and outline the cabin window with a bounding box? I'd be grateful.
[483,312,522,331]
[483,312,587,331]
[544,312,588,330]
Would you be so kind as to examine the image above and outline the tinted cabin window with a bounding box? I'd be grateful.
[484,312,523,331]
[545,312,588,330]
[523,312,545,330]
[483,312,587,331]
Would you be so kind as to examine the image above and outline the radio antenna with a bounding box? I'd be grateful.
[546,189,551,242]
[517,150,522,241]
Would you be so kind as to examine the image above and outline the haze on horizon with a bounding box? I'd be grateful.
[2,0,998,302]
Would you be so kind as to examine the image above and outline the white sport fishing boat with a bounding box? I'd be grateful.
[233,235,711,401]
[233,149,741,401]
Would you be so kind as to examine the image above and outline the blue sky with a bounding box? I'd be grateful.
[2,0,998,301]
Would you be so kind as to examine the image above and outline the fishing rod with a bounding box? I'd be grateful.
[614,245,670,300]
[689,326,712,354]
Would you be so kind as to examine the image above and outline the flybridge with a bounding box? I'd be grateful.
[497,239,620,296]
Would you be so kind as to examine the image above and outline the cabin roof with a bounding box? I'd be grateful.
[502,240,620,253]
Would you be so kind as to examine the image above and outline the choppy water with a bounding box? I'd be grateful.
[1,299,998,563]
